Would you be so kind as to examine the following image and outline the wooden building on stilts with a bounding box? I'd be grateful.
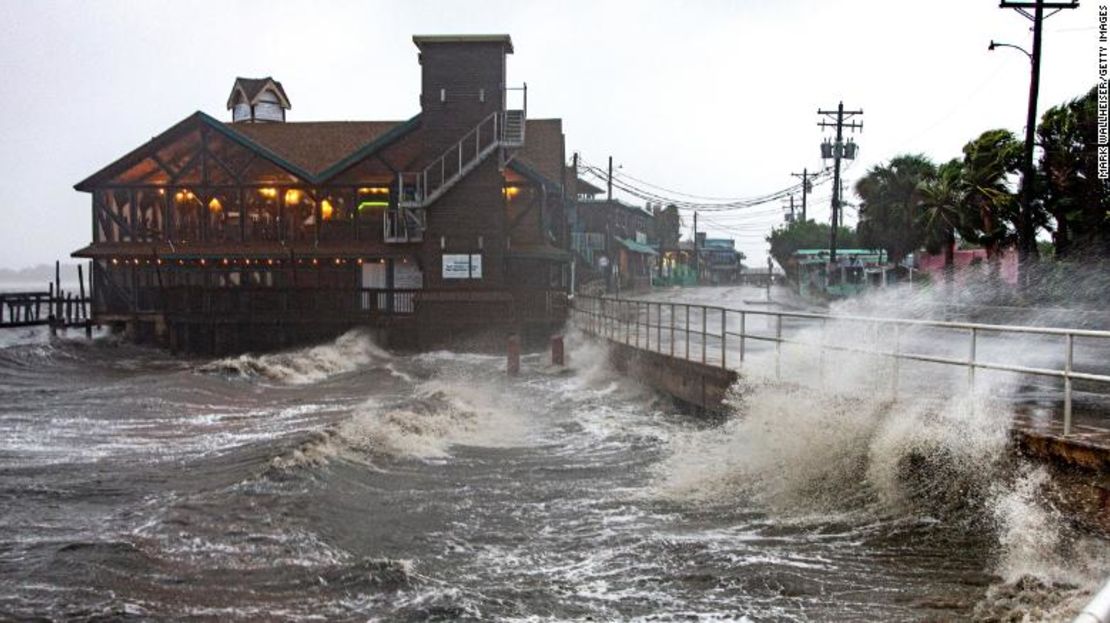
[72,35,572,354]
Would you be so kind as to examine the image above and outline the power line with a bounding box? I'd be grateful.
[578,160,833,212]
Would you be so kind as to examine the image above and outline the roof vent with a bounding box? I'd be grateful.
[227,77,291,123]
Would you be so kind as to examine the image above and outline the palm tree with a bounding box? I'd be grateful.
[917,159,967,292]
[959,130,1022,275]
[855,154,937,265]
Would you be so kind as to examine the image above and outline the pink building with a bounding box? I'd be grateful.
[916,247,1018,285]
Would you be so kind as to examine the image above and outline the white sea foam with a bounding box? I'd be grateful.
[342,379,532,459]
[640,283,1109,619]
[272,376,534,467]
[198,329,390,384]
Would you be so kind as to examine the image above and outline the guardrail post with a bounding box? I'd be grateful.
[1064,333,1073,436]
[739,311,746,364]
[775,315,783,381]
[625,300,631,345]
[701,306,707,365]
[636,301,641,349]
[657,303,662,353]
[670,303,675,357]
[685,305,690,360]
[600,298,606,338]
[609,298,614,339]
[721,308,727,369]
[968,327,977,394]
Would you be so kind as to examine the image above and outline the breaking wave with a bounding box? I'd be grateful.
[273,378,533,468]
[651,378,1110,618]
[197,329,390,384]
[653,382,1010,517]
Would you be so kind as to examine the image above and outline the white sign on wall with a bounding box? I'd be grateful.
[443,254,471,279]
[442,253,483,279]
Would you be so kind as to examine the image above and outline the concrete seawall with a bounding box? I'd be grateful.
[595,336,1110,533]
[605,340,738,413]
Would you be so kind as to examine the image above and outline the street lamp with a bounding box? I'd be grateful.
[987,39,1032,61]
[988,36,1041,274]
[990,1,1078,277]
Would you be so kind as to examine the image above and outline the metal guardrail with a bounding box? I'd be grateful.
[570,295,1110,436]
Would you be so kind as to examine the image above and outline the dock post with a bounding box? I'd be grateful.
[551,335,565,366]
[78,264,87,324]
[48,283,56,337]
[507,333,521,376]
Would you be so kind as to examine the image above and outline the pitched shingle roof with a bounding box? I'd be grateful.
[227,77,291,109]
[229,121,406,176]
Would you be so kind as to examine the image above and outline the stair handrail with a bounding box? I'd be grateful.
[396,86,528,208]
[403,111,500,205]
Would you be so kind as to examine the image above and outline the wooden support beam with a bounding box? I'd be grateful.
[508,186,541,232]
[205,146,241,184]
[169,148,204,185]
[200,127,210,186]
[150,152,179,179]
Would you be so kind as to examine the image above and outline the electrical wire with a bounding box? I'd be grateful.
[577,157,835,212]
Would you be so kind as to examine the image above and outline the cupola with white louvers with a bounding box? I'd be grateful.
[227,77,291,123]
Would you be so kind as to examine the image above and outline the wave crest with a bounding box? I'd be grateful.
[198,329,389,384]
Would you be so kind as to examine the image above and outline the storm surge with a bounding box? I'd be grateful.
[635,286,1110,621]
[196,329,393,384]
[273,376,535,468]
[2,296,1108,621]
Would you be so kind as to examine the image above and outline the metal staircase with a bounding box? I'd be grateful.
[385,92,527,243]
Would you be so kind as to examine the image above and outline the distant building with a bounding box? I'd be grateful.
[699,236,744,284]
[569,196,657,292]
[791,248,889,298]
[72,34,571,353]
[916,247,1018,285]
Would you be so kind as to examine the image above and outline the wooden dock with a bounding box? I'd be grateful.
[0,261,93,335]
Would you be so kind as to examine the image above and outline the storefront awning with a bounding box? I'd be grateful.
[615,237,658,256]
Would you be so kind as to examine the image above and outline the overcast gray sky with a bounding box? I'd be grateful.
[0,0,1099,267]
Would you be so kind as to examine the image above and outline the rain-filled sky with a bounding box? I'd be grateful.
[0,0,1100,267]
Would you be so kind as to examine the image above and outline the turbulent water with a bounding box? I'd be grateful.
[1,289,1108,621]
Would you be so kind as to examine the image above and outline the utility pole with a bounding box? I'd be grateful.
[607,156,613,203]
[766,256,773,300]
[818,102,863,264]
[790,168,811,222]
[787,195,796,222]
[998,0,1078,272]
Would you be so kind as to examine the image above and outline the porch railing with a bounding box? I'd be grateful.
[159,286,420,318]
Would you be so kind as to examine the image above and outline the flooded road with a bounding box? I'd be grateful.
[1,295,1108,620]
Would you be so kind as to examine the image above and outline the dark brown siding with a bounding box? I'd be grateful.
[418,42,508,159]
[418,156,506,290]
